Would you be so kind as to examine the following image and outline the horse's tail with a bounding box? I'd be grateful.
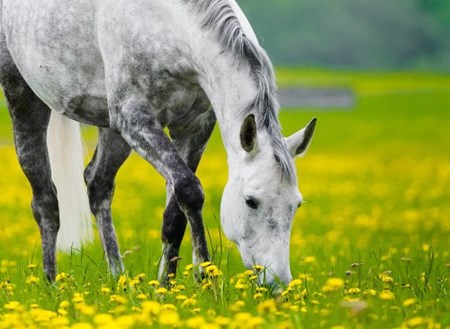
[47,111,94,252]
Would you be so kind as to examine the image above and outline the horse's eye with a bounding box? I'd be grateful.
[245,197,259,210]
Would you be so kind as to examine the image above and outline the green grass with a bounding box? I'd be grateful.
[0,70,448,328]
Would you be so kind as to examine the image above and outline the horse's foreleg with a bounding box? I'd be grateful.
[1,68,58,281]
[159,109,216,281]
[110,99,211,275]
[84,128,131,275]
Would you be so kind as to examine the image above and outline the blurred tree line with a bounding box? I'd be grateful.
[238,0,450,70]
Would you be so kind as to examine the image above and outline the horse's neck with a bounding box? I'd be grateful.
[196,51,259,153]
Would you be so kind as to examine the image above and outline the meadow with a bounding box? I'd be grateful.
[0,69,448,328]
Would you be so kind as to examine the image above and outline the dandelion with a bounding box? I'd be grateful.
[158,310,180,326]
[253,265,264,272]
[141,301,161,315]
[257,299,276,314]
[215,316,231,326]
[101,286,111,295]
[76,304,96,316]
[155,287,168,295]
[406,317,426,327]
[137,293,148,300]
[55,272,69,282]
[93,313,114,326]
[379,290,395,300]
[229,300,245,313]
[186,315,206,328]
[149,280,160,287]
[117,315,136,328]
[135,273,146,282]
[322,278,344,292]
[27,263,37,270]
[200,261,212,268]
[72,293,85,304]
[253,293,263,300]
[205,265,222,277]
[402,298,417,307]
[181,297,197,308]
[347,287,361,294]
[25,275,40,285]
[4,301,22,311]
[304,256,316,264]
[109,294,128,305]
[117,275,128,290]
[71,323,94,329]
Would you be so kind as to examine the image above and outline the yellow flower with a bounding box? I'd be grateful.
[205,265,222,277]
[71,323,94,329]
[25,275,40,285]
[72,293,84,303]
[93,313,114,326]
[158,310,180,326]
[109,294,128,305]
[229,300,245,313]
[200,261,212,267]
[347,287,361,294]
[117,315,136,328]
[76,304,96,316]
[252,265,264,272]
[201,324,221,329]
[214,316,231,326]
[55,272,69,282]
[402,298,417,307]
[149,280,160,287]
[59,300,70,309]
[141,301,161,315]
[155,287,168,295]
[27,263,37,270]
[257,299,276,314]
[322,278,344,292]
[134,273,146,282]
[253,293,263,300]
[4,301,22,311]
[137,293,148,300]
[406,317,426,327]
[186,316,206,328]
[304,256,316,264]
[379,290,395,300]
[101,286,111,295]
[182,297,197,308]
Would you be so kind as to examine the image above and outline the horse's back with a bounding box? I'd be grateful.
[2,0,110,124]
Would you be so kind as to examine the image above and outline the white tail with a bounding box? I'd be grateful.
[47,111,94,251]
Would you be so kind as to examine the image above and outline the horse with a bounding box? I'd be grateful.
[0,0,316,285]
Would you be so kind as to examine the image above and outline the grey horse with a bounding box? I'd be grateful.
[0,0,316,285]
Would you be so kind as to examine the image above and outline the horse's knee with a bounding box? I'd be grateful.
[174,175,204,212]
[85,178,114,215]
[162,198,187,245]
[31,189,59,230]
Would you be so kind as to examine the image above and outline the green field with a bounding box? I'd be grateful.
[0,70,449,328]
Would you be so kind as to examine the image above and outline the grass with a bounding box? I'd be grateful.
[0,70,449,328]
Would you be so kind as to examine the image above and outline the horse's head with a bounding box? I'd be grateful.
[221,115,316,286]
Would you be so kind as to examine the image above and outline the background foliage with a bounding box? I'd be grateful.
[239,0,450,70]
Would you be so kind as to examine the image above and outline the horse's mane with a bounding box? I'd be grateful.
[187,0,296,183]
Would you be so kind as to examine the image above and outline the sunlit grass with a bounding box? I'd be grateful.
[0,71,448,328]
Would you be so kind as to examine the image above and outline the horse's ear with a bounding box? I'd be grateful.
[240,114,257,153]
[286,118,317,158]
